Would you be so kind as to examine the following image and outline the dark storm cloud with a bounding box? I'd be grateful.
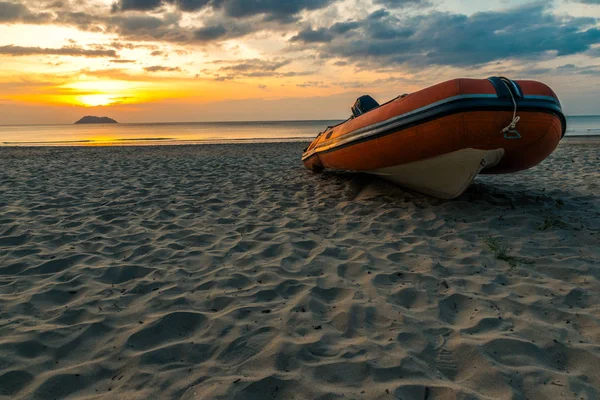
[290,3,600,68]
[0,44,118,57]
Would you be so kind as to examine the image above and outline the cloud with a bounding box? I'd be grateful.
[554,63,600,75]
[39,4,190,43]
[0,44,118,57]
[512,62,600,78]
[6,0,333,45]
[116,0,164,11]
[373,0,431,8]
[289,3,600,69]
[0,1,28,20]
[290,28,332,43]
[194,24,228,41]
[110,59,137,63]
[202,58,313,80]
[4,0,600,85]
[191,16,264,42]
[175,0,212,11]
[49,3,251,44]
[114,0,211,12]
[297,80,329,88]
[213,58,292,72]
[329,21,361,34]
[76,67,195,81]
[111,0,334,21]
[207,69,312,81]
[0,1,52,23]
[214,0,334,22]
[144,65,182,72]
[107,41,136,50]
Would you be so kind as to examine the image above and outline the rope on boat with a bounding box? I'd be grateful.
[501,80,521,139]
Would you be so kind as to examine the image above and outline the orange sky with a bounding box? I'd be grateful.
[1,0,599,124]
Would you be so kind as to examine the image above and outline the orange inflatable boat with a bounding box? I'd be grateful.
[302,77,566,199]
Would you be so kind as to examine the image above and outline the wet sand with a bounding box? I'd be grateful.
[0,138,599,399]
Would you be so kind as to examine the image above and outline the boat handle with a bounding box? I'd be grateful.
[504,130,521,140]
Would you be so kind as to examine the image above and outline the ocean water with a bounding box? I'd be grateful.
[0,120,341,146]
[0,116,598,146]
[566,116,600,137]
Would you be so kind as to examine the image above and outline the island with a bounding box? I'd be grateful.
[75,116,118,124]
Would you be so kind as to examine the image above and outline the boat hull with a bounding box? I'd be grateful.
[302,77,566,199]
[369,148,505,199]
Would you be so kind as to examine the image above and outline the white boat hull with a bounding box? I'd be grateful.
[367,148,505,199]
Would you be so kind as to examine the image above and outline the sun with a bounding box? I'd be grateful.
[78,94,116,107]
[64,80,134,107]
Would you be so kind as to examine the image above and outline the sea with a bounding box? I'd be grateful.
[1,116,599,146]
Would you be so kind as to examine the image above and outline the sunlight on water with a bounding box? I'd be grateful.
[0,121,341,146]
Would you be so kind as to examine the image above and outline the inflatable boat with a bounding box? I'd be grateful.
[302,77,566,199]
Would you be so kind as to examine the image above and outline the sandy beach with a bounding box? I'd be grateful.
[0,138,598,400]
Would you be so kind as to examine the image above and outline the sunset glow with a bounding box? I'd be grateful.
[78,95,118,107]
[67,81,132,106]
[1,0,600,124]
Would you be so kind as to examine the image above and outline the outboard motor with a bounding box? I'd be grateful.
[351,95,379,118]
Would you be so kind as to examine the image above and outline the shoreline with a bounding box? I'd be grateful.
[1,134,599,148]
[0,138,315,148]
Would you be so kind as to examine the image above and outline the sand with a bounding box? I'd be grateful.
[0,138,598,400]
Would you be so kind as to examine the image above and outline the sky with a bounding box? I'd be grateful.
[0,0,599,124]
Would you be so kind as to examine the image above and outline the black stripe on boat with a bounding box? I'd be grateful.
[302,96,566,161]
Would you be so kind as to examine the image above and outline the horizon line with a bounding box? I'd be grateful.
[0,118,346,127]
[1,115,599,127]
